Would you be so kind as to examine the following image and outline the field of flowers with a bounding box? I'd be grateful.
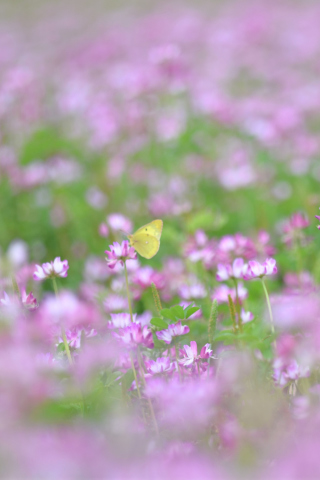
[2,1,320,478]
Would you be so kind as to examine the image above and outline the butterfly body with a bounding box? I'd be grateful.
[128,219,163,259]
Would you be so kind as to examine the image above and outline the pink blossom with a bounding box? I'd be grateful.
[58,327,97,349]
[21,288,38,310]
[113,323,154,349]
[144,357,175,375]
[107,313,136,328]
[179,341,213,366]
[240,309,254,324]
[105,241,137,269]
[107,213,132,233]
[216,258,245,281]
[178,283,206,299]
[212,283,248,304]
[98,223,109,238]
[242,258,277,280]
[33,257,69,281]
[156,321,190,344]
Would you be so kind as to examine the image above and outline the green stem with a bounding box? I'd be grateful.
[52,278,73,365]
[261,278,275,337]
[137,348,159,436]
[233,279,243,332]
[124,261,133,322]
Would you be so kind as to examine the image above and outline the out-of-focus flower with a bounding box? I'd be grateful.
[216,258,245,281]
[107,213,132,233]
[33,257,69,281]
[107,312,136,328]
[144,356,175,375]
[178,282,206,299]
[242,258,277,280]
[21,288,38,310]
[113,323,154,349]
[240,309,254,324]
[179,341,213,366]
[282,212,310,246]
[315,208,320,230]
[212,283,248,304]
[7,240,28,267]
[273,359,310,387]
[58,327,97,349]
[156,321,190,344]
[105,241,137,269]
[98,223,109,238]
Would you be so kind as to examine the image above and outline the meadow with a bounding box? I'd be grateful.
[1,1,320,478]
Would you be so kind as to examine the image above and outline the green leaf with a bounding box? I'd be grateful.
[213,331,237,344]
[185,306,200,319]
[150,317,169,330]
[161,308,176,322]
[171,305,184,319]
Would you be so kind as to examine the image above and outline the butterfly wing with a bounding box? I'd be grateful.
[133,220,163,241]
[128,219,163,259]
[129,233,160,259]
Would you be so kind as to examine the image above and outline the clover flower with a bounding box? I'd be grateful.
[144,357,175,375]
[156,321,190,344]
[216,258,245,282]
[179,341,213,367]
[113,323,154,349]
[105,241,137,269]
[33,257,69,281]
[242,258,277,280]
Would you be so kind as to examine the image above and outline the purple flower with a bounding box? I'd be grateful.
[242,258,277,280]
[21,288,38,310]
[113,323,154,349]
[107,312,137,328]
[179,341,213,366]
[216,258,245,281]
[105,241,137,269]
[315,208,320,230]
[33,257,69,281]
[156,321,190,345]
[107,213,132,233]
[240,309,254,324]
[144,357,175,375]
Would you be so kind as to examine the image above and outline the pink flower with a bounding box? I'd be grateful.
[144,357,175,375]
[216,258,245,281]
[156,321,190,344]
[113,323,154,349]
[212,283,248,304]
[98,222,109,238]
[315,208,320,230]
[179,341,213,366]
[178,283,206,300]
[33,257,69,281]
[58,327,96,349]
[107,313,136,328]
[107,213,132,233]
[21,288,38,310]
[282,212,310,245]
[240,309,254,324]
[105,241,137,269]
[242,258,277,280]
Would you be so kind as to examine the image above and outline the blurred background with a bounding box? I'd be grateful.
[1,0,320,290]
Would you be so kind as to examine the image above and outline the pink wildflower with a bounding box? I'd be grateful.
[107,213,132,233]
[156,321,190,344]
[179,341,213,366]
[144,357,175,375]
[105,241,137,269]
[240,309,254,324]
[33,257,69,281]
[242,258,277,280]
[216,258,245,281]
[21,288,38,310]
[113,323,154,349]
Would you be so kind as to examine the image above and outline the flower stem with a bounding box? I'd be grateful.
[52,278,73,365]
[124,261,133,323]
[137,348,159,436]
[261,278,276,339]
[233,279,243,332]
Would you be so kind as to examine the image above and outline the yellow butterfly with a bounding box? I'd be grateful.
[128,219,163,259]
